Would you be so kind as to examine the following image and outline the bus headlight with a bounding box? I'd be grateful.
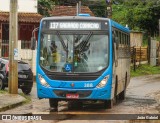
[96,75,109,88]
[38,74,50,87]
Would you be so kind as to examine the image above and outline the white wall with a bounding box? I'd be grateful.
[18,41,37,75]
[0,0,37,13]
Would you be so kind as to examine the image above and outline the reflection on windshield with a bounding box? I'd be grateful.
[40,31,109,73]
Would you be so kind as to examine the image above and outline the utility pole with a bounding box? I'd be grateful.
[78,1,81,14]
[76,0,81,16]
[106,0,112,18]
[158,19,160,65]
[9,0,18,94]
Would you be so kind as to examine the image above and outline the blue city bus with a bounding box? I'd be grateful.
[31,16,130,111]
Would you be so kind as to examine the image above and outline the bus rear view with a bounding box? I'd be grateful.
[32,16,130,111]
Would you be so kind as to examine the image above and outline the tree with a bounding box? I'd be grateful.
[38,0,107,17]
[87,0,106,17]
[38,0,59,16]
[58,0,107,17]
[112,0,160,36]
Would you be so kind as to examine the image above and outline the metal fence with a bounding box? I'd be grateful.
[130,46,148,71]
[1,40,31,57]
[21,40,31,49]
[156,42,160,65]
[131,46,148,64]
[1,40,9,57]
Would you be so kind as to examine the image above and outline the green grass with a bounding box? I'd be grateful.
[19,93,31,104]
[131,64,160,77]
[0,89,31,106]
[0,90,8,94]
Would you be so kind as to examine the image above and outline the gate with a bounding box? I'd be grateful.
[1,40,9,57]
[2,24,9,58]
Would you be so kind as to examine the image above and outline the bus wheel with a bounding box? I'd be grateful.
[103,100,113,109]
[114,77,118,104]
[49,99,58,112]
[68,101,83,110]
[119,88,126,100]
[119,74,127,100]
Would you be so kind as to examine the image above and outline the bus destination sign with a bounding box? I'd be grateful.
[49,22,101,30]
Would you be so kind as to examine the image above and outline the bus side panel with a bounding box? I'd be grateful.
[111,20,130,98]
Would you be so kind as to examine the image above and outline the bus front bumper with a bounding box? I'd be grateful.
[37,85,111,100]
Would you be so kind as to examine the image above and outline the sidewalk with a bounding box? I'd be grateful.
[0,94,26,112]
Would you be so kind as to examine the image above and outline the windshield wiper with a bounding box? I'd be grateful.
[75,32,92,52]
[56,31,68,52]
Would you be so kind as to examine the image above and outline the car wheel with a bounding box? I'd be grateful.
[0,78,5,90]
[21,87,32,94]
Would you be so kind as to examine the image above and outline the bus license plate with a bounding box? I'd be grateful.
[66,94,79,99]
[18,75,27,78]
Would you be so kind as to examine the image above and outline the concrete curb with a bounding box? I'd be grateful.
[154,93,160,104]
[0,94,27,112]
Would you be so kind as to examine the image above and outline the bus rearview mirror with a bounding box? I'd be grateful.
[116,37,119,49]
[114,42,118,67]
[31,37,36,50]
[114,37,119,49]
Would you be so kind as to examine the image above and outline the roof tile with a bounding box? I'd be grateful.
[49,6,94,16]
[0,12,42,23]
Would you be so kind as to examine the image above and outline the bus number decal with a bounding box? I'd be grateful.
[84,83,93,88]
[50,22,59,29]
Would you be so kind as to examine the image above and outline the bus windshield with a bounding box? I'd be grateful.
[40,31,109,73]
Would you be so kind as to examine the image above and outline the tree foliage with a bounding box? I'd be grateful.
[112,0,160,35]
[38,0,160,36]
[38,0,106,17]
[38,0,57,16]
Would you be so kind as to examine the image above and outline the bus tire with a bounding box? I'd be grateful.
[114,76,118,104]
[49,99,58,111]
[119,74,127,100]
[103,100,113,109]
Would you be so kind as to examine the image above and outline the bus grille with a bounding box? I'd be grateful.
[47,74,98,81]
[53,90,92,98]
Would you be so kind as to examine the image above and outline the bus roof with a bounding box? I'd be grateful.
[110,19,130,33]
[41,16,110,21]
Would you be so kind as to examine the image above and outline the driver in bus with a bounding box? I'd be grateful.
[49,41,59,71]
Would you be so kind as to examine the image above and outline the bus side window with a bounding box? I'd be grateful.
[115,30,119,47]
[119,32,121,46]
[122,33,124,48]
[127,35,129,47]
[128,35,130,46]
[125,34,127,48]
[112,41,115,65]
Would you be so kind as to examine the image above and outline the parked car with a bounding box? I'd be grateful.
[0,58,33,94]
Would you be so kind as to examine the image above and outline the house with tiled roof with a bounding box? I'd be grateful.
[0,0,43,75]
[49,6,94,16]
[0,0,42,58]
[0,12,42,57]
[0,2,94,75]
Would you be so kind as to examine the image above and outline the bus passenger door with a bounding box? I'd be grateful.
[111,31,119,101]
